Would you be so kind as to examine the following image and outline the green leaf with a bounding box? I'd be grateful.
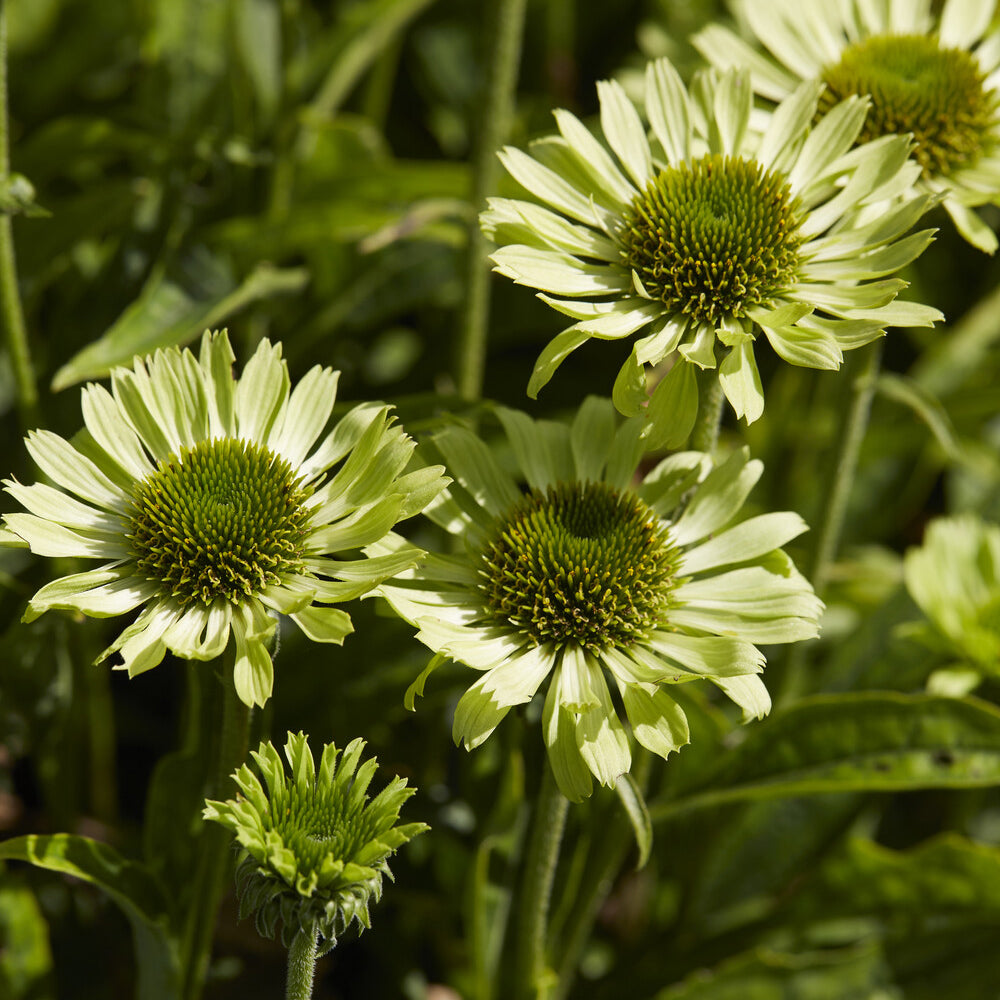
[51,253,308,391]
[0,835,180,1000]
[797,833,1000,921]
[303,0,439,117]
[876,372,965,462]
[0,875,53,997]
[615,773,653,869]
[651,693,1000,823]
[656,942,890,1000]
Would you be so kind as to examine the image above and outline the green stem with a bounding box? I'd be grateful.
[552,812,631,1000]
[514,763,569,1000]
[455,0,527,401]
[808,340,883,598]
[0,3,38,431]
[777,340,883,703]
[286,926,320,1000]
[180,648,252,1000]
[689,369,725,454]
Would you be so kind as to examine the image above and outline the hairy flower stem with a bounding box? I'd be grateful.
[181,648,252,1000]
[778,340,883,703]
[514,764,569,999]
[455,0,527,401]
[690,369,725,453]
[286,926,320,1000]
[0,5,38,431]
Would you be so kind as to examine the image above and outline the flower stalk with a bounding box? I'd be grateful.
[181,647,252,1000]
[0,5,38,431]
[455,0,527,401]
[286,925,320,1000]
[514,764,569,1000]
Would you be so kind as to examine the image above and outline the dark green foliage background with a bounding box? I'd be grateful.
[3,1,1000,998]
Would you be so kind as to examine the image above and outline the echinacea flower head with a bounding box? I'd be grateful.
[1,330,447,707]
[203,732,427,947]
[482,61,941,439]
[694,0,1000,252]
[903,513,1000,693]
[377,399,823,801]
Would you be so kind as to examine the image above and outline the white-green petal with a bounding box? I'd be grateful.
[671,447,762,547]
[757,79,822,173]
[4,513,128,559]
[307,495,406,553]
[719,338,765,424]
[432,425,521,518]
[558,645,600,711]
[648,632,766,678]
[760,321,844,370]
[99,601,180,677]
[479,644,556,708]
[268,365,339,469]
[24,565,133,622]
[939,0,992,48]
[712,673,772,721]
[453,675,511,749]
[495,406,574,490]
[645,360,697,450]
[291,606,354,644]
[645,58,692,163]
[570,396,616,482]
[233,338,289,444]
[491,245,628,297]
[712,68,752,157]
[543,674,593,802]
[4,480,123,534]
[164,601,232,660]
[198,329,237,438]
[677,322,717,370]
[597,79,652,189]
[527,328,591,398]
[788,96,868,192]
[25,430,128,512]
[680,511,809,575]
[943,196,999,254]
[232,602,277,708]
[618,682,690,759]
[553,108,636,203]
[574,660,630,787]
[498,145,605,224]
[80,384,155,481]
[691,25,797,104]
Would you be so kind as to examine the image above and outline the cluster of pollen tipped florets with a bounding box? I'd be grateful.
[621,153,802,325]
[128,438,312,606]
[819,34,997,178]
[204,732,428,948]
[478,480,679,652]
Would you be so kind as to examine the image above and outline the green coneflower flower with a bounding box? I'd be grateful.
[482,62,941,439]
[694,0,1000,252]
[377,399,823,801]
[0,330,447,707]
[204,732,427,948]
[903,513,1000,694]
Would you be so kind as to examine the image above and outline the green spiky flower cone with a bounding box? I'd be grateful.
[694,0,1000,252]
[204,732,428,948]
[0,330,448,707]
[482,61,941,439]
[377,399,824,801]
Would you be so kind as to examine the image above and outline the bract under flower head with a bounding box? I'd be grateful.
[694,0,1000,252]
[904,513,1000,694]
[482,61,941,439]
[203,732,427,947]
[377,399,823,801]
[1,330,447,707]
